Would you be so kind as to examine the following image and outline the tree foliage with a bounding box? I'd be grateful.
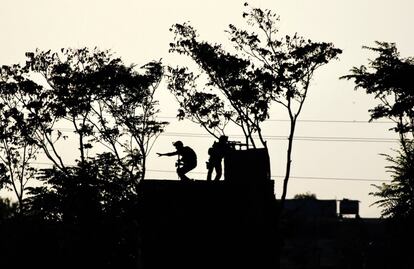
[168,23,274,146]
[25,48,167,181]
[0,49,165,264]
[370,142,414,219]
[342,42,414,220]
[341,42,414,148]
[230,4,341,205]
[25,154,137,223]
[168,4,341,207]
[0,197,18,220]
[293,192,317,200]
[0,65,39,209]
[0,48,167,204]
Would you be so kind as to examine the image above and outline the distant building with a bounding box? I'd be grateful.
[339,198,359,217]
[283,199,338,219]
[280,198,388,269]
[283,198,360,219]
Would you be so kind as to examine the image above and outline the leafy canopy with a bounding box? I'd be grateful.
[168,4,341,150]
[342,42,414,219]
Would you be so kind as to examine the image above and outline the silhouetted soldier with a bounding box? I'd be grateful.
[157,141,197,181]
[206,135,229,181]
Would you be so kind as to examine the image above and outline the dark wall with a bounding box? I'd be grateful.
[138,180,278,269]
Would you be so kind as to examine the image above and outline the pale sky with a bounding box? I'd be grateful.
[1,0,414,217]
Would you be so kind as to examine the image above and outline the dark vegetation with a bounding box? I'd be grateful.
[0,48,166,267]
[342,41,414,268]
[0,3,413,268]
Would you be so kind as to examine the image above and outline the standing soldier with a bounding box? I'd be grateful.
[206,135,228,181]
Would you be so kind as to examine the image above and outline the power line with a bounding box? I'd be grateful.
[267,119,393,124]
[27,163,390,183]
[51,128,399,143]
[81,111,394,124]
[157,116,394,124]
[75,113,393,124]
[146,169,390,182]
[271,175,389,182]
[160,132,399,143]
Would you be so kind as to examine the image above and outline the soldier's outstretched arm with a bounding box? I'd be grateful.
[157,151,178,157]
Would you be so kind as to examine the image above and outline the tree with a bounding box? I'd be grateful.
[341,42,414,151]
[26,153,137,223]
[168,24,274,147]
[0,48,166,267]
[0,197,18,220]
[0,65,39,210]
[370,142,414,219]
[26,48,168,182]
[1,48,167,188]
[22,157,141,267]
[168,4,341,208]
[341,42,414,219]
[95,60,168,181]
[293,192,317,200]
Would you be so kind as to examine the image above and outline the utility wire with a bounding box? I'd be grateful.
[146,169,390,182]
[157,116,394,124]
[27,163,390,183]
[46,128,399,143]
[161,132,398,143]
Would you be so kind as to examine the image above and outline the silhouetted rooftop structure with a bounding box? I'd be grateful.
[283,199,338,219]
[138,179,277,269]
[339,198,359,216]
[224,144,271,183]
[283,198,360,220]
